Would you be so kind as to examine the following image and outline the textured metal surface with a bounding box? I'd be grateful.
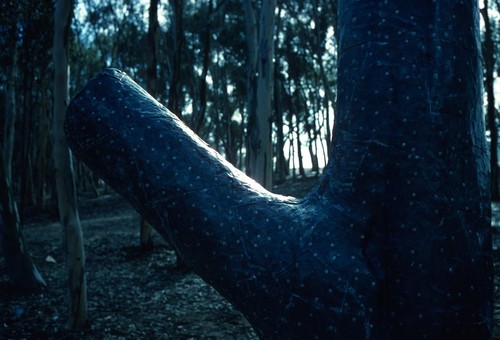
[65,1,491,338]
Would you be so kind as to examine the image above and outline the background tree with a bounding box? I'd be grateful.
[53,0,87,329]
[139,0,160,252]
[246,0,277,188]
[0,155,46,291]
[481,0,500,201]
[0,0,47,293]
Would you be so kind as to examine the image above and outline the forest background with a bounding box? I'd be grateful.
[1,0,500,337]
[2,0,500,210]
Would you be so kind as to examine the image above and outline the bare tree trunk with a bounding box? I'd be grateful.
[192,0,213,133]
[65,0,491,337]
[273,4,288,183]
[247,0,276,189]
[274,75,287,183]
[0,161,46,291]
[3,57,16,184]
[146,0,159,97]
[53,0,87,330]
[167,0,184,117]
[480,0,499,201]
[0,3,45,291]
[243,0,258,175]
[140,0,160,252]
[294,111,306,177]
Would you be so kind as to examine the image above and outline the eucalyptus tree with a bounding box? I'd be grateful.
[53,0,87,329]
[0,0,48,293]
[481,0,500,200]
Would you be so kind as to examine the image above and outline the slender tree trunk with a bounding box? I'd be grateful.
[140,0,160,252]
[294,111,306,177]
[480,0,500,201]
[193,0,213,133]
[249,0,276,188]
[0,157,46,291]
[167,0,184,117]
[243,0,258,175]
[318,57,334,154]
[274,75,287,183]
[66,0,491,337]
[53,0,87,330]
[146,0,159,97]
[3,56,16,184]
[1,52,46,290]
[288,114,296,178]
[273,5,288,183]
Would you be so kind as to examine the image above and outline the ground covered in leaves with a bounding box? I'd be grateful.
[1,176,500,339]
[0,177,317,339]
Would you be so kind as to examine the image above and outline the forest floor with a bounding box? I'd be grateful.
[1,175,500,339]
[0,176,317,339]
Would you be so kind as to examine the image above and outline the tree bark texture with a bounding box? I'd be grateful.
[3,57,17,184]
[192,0,213,134]
[65,0,491,338]
[146,0,159,97]
[53,0,87,330]
[142,0,160,251]
[167,0,184,116]
[480,0,499,200]
[248,0,276,189]
[243,0,258,175]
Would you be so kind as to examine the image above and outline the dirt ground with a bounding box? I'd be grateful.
[1,176,499,339]
[0,177,316,339]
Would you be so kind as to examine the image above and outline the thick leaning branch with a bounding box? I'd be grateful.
[65,0,492,338]
[65,68,374,337]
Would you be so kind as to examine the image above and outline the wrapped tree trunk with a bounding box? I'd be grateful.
[65,1,491,338]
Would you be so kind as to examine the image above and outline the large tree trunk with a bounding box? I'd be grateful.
[65,1,491,338]
[53,0,87,330]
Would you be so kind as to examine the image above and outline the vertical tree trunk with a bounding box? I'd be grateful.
[140,0,160,252]
[0,2,46,291]
[167,0,184,117]
[274,75,287,183]
[53,0,87,330]
[243,0,258,175]
[294,111,306,177]
[248,0,276,189]
[192,0,213,133]
[146,0,159,97]
[3,55,17,184]
[331,1,491,336]
[273,4,288,183]
[480,0,499,201]
[0,161,46,292]
[65,0,491,337]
